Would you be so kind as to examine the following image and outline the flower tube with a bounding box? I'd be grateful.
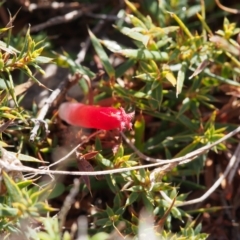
[58,102,134,131]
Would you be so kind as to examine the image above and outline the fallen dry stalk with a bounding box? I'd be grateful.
[1,125,240,177]
[176,143,240,206]
[29,72,82,142]
[2,124,240,207]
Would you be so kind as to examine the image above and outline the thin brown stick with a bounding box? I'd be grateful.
[1,125,240,176]
[29,72,82,142]
[28,1,81,11]
[76,216,88,240]
[59,178,80,230]
[47,130,102,168]
[30,10,83,32]
[30,5,98,33]
[227,145,240,184]
[215,0,240,14]
[176,143,240,206]
[75,6,122,64]
[120,126,240,165]
[75,20,105,64]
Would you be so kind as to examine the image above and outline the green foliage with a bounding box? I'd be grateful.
[0,20,55,239]
[80,0,239,238]
[1,0,240,239]
[0,172,55,239]
[0,28,52,107]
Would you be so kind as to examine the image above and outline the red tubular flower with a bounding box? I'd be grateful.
[58,102,134,131]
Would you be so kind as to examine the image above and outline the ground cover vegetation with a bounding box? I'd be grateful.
[0,0,240,239]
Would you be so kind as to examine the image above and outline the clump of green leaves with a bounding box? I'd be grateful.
[78,0,240,238]
[0,26,52,108]
[91,0,240,157]
[1,0,239,239]
[0,17,53,239]
[0,171,55,239]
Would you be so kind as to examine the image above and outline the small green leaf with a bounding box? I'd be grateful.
[54,53,95,77]
[176,61,187,97]
[113,193,122,209]
[2,171,23,202]
[171,207,183,220]
[156,37,172,48]
[105,175,119,193]
[149,26,179,38]
[101,39,123,52]
[9,152,48,163]
[0,203,18,217]
[35,56,53,64]
[113,144,124,159]
[141,193,154,212]
[127,185,144,192]
[95,218,112,227]
[177,98,191,117]
[148,81,163,109]
[176,114,199,131]
[106,205,114,217]
[0,78,10,89]
[174,141,200,158]
[118,49,169,61]
[91,232,109,240]
[204,68,240,86]
[115,207,125,215]
[134,115,145,152]
[128,14,147,29]
[116,26,150,47]
[17,179,33,189]
[88,29,115,79]
[162,64,177,87]
[34,202,57,213]
[125,192,139,207]
[140,61,156,73]
[22,66,51,90]
[125,0,153,27]
[48,183,65,200]
[115,59,135,78]
[30,183,53,203]
[168,11,193,38]
[95,137,102,151]
[62,231,71,240]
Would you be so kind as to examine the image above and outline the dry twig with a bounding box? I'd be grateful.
[176,143,240,206]
[47,130,103,169]
[215,0,240,14]
[28,1,81,11]
[227,145,240,184]
[76,216,88,240]
[0,125,239,177]
[75,19,105,64]
[120,128,240,165]
[75,6,121,64]
[30,5,98,33]
[58,178,80,230]
[29,72,82,142]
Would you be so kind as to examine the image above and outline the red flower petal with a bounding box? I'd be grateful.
[58,103,134,131]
